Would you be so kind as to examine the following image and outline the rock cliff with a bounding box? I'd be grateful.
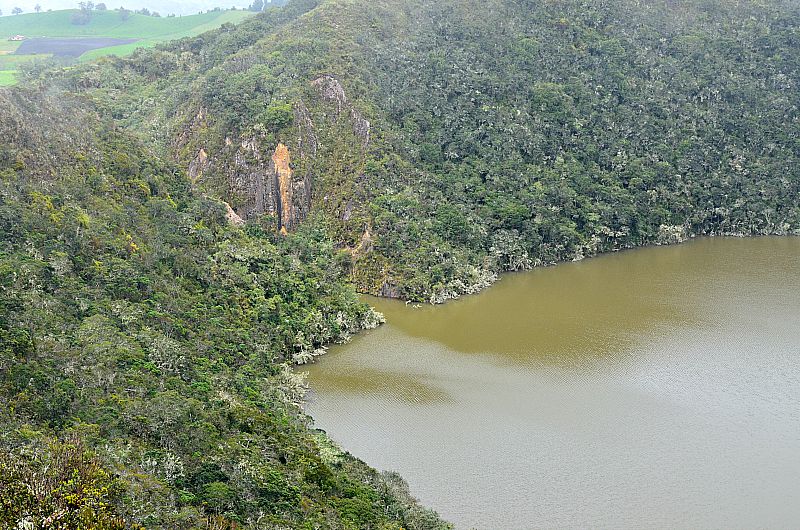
[179,75,369,232]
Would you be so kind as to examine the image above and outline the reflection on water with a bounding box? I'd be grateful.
[310,366,452,404]
[303,237,800,529]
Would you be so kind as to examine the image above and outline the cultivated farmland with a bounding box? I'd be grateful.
[0,8,253,86]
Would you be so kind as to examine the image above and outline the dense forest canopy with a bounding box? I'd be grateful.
[46,0,799,302]
[2,0,799,526]
[0,88,446,527]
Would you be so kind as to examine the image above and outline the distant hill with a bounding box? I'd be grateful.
[0,8,253,39]
[0,8,254,85]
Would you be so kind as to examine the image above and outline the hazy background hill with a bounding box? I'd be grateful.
[0,0,270,16]
[0,8,254,85]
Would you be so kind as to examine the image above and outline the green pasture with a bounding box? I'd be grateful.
[0,9,252,39]
[0,70,16,86]
[0,9,254,85]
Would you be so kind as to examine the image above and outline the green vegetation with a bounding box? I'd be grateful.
[0,88,447,528]
[1,0,799,526]
[0,41,24,85]
[0,8,254,84]
[0,70,16,85]
[0,9,252,38]
[0,40,20,53]
[62,0,799,302]
[0,436,129,529]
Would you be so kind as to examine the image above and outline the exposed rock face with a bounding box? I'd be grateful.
[223,201,245,226]
[312,75,371,147]
[187,148,208,183]
[225,140,312,230]
[176,76,371,233]
[378,280,400,299]
[356,227,373,255]
[181,131,314,231]
[272,143,294,231]
[230,137,273,220]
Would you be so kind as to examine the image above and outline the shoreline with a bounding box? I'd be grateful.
[365,231,800,306]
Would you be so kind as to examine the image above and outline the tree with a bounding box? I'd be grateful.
[0,438,127,528]
[249,0,263,12]
[34,4,42,12]
[95,2,106,9]
[117,6,130,20]
[12,7,23,14]
[71,2,92,25]
[262,101,293,130]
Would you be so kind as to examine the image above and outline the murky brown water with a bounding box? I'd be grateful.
[303,237,800,529]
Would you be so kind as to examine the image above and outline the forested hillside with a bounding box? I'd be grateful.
[47,0,800,302]
[2,0,799,527]
[0,89,446,527]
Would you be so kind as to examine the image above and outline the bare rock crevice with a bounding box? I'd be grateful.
[187,148,208,183]
[272,143,293,231]
[176,75,373,233]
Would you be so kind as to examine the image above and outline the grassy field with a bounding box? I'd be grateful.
[0,40,20,52]
[0,52,51,75]
[0,9,254,86]
[0,40,27,83]
[0,70,16,84]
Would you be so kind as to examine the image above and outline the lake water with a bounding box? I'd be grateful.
[302,237,800,529]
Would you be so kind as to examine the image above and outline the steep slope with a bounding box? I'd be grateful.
[2,0,800,525]
[59,0,800,302]
[0,88,448,528]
